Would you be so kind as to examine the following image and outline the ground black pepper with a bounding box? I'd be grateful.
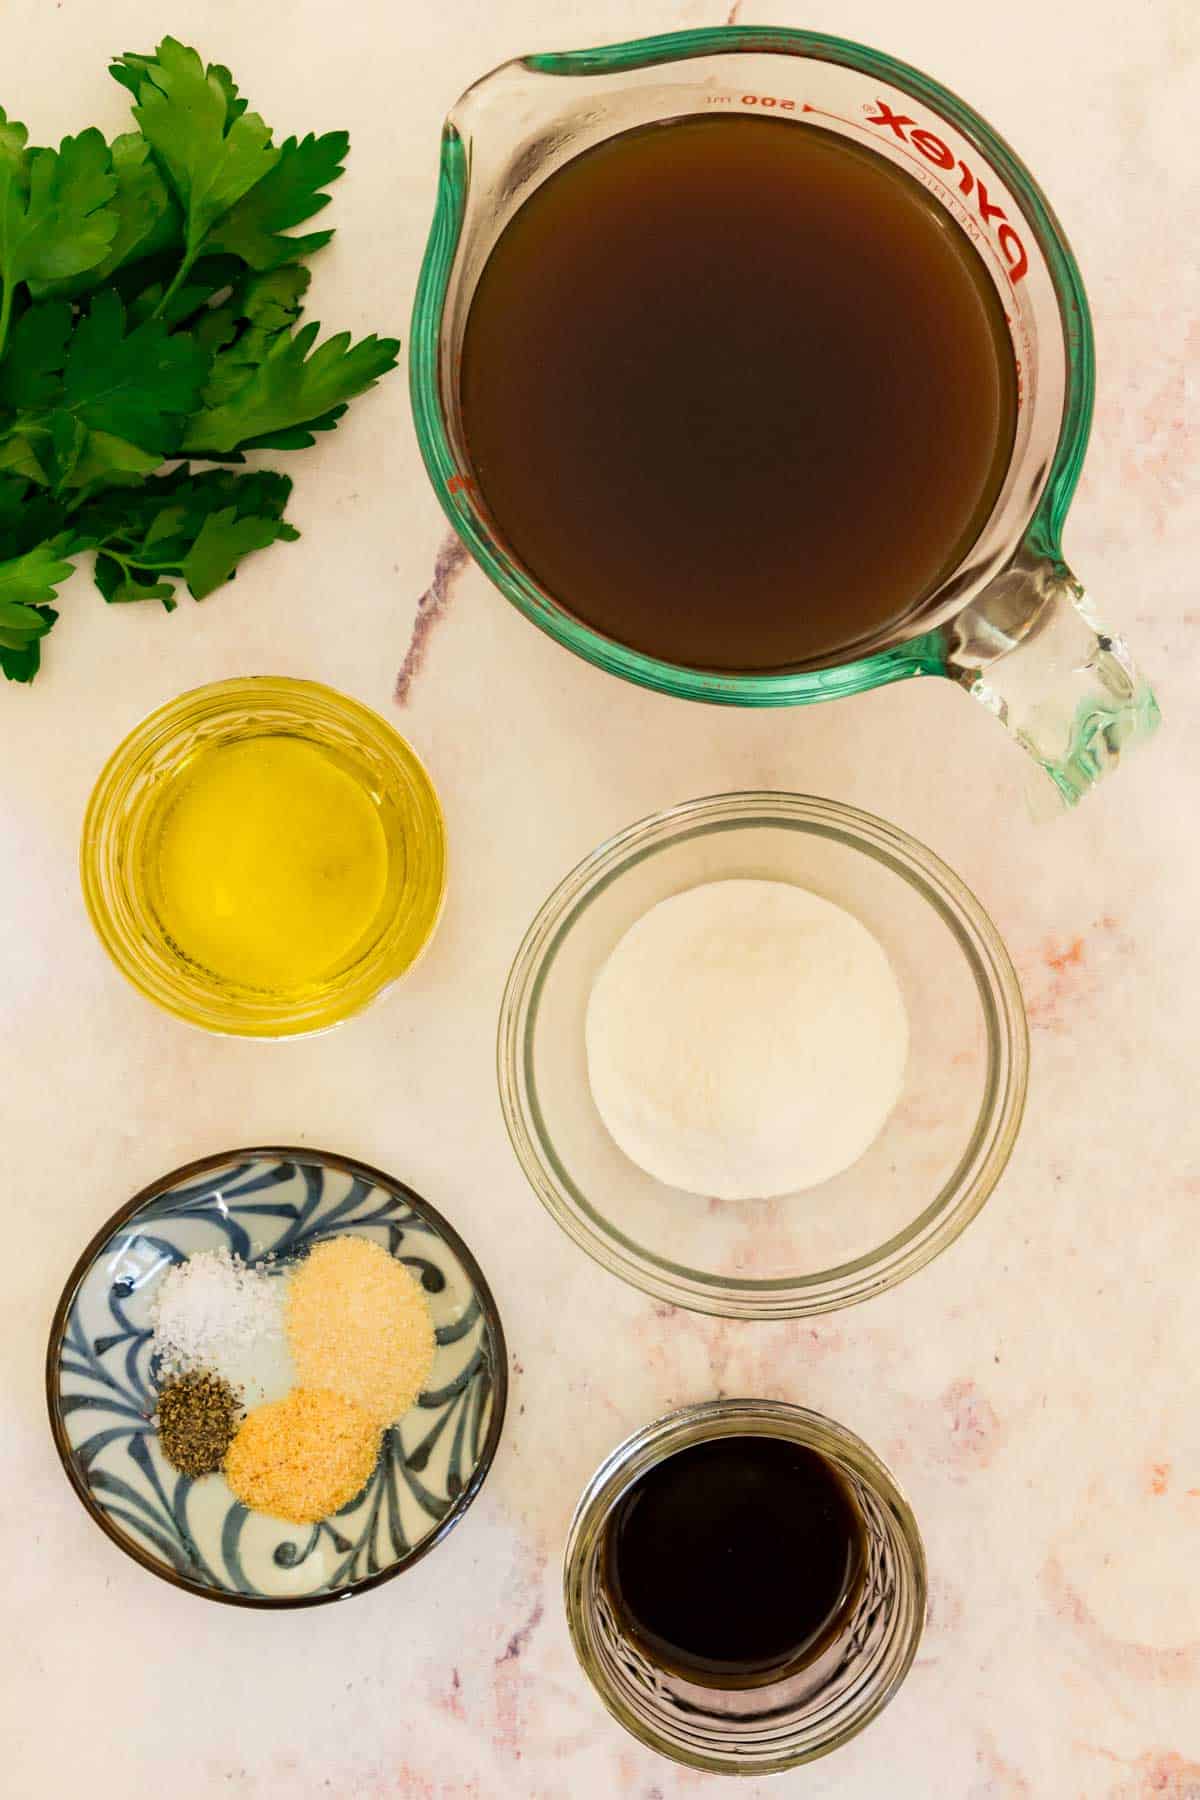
[156,1370,242,1476]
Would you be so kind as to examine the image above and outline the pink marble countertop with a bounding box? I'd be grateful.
[2,1,1196,1794]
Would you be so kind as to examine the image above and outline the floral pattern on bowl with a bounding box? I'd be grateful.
[46,1148,507,1606]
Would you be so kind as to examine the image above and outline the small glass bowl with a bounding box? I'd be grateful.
[564,1399,927,1774]
[81,677,446,1037]
[498,791,1027,1318]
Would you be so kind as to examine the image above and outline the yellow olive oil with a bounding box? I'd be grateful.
[143,733,392,992]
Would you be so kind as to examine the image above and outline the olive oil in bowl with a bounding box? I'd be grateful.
[82,678,446,1036]
[145,734,392,993]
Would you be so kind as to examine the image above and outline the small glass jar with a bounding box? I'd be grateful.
[564,1398,926,1774]
[81,677,446,1037]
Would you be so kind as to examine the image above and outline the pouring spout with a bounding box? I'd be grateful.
[941,544,1160,807]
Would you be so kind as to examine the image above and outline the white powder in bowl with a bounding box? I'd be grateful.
[585,879,909,1200]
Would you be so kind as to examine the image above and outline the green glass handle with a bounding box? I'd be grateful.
[940,546,1160,807]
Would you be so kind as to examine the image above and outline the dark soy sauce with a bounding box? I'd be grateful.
[602,1435,867,1689]
[460,114,1017,672]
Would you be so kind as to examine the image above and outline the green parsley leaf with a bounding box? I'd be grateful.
[202,132,348,270]
[181,506,289,597]
[0,432,43,482]
[0,473,27,534]
[183,320,398,454]
[0,117,118,353]
[0,298,71,407]
[63,288,210,453]
[206,64,249,124]
[0,533,77,612]
[0,293,211,493]
[75,464,297,604]
[34,410,88,488]
[99,132,181,273]
[0,593,57,643]
[93,555,175,605]
[234,407,349,452]
[28,132,179,298]
[0,622,53,681]
[0,474,69,552]
[0,38,398,683]
[111,38,278,263]
[0,531,77,678]
[66,428,162,493]
[197,265,309,407]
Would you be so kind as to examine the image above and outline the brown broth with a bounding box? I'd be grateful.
[460,114,1017,671]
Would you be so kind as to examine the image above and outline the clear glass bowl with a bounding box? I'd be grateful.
[498,792,1027,1318]
[564,1399,927,1774]
[81,678,447,1037]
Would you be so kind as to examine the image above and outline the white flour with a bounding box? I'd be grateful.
[585,879,909,1200]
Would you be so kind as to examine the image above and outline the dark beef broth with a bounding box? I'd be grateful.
[460,114,1017,671]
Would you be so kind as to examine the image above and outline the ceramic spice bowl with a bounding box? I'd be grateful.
[46,1149,506,1607]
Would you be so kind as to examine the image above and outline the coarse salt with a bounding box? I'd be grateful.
[151,1247,291,1401]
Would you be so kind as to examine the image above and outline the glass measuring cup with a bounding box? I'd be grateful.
[411,25,1160,805]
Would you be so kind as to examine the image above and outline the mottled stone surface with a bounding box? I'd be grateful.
[1,1,1196,1794]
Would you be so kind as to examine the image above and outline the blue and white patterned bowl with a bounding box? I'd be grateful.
[46,1149,507,1606]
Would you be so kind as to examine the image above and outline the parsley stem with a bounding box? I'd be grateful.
[152,251,197,323]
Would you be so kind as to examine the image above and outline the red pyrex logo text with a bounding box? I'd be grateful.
[865,100,1029,285]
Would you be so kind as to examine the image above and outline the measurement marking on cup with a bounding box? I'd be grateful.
[717,94,1031,297]
[865,107,1025,294]
[862,101,1029,286]
[707,93,796,109]
[672,95,1031,407]
[802,103,853,126]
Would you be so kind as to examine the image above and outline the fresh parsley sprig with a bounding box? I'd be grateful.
[0,37,399,683]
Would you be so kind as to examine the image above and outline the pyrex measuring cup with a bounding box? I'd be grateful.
[411,26,1160,804]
